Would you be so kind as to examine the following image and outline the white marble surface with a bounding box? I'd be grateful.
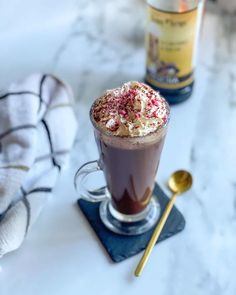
[0,1,236,294]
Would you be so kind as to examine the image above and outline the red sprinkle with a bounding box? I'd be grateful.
[152,112,158,118]
[119,110,127,116]
[129,89,137,95]
[151,99,158,106]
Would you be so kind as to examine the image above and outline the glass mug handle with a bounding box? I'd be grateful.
[74,160,109,202]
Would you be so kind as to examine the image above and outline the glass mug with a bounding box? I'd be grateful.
[74,104,169,235]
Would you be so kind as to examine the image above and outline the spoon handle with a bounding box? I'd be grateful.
[134,192,178,277]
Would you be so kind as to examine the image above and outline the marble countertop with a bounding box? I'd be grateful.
[0,1,236,294]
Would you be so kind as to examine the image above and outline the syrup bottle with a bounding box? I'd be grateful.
[145,0,204,104]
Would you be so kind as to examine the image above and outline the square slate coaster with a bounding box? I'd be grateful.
[77,183,185,263]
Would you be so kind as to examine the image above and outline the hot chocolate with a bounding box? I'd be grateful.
[91,81,169,215]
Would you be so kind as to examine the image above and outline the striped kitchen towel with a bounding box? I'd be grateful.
[0,73,77,258]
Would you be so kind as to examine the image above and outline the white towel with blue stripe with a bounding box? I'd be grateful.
[0,73,77,258]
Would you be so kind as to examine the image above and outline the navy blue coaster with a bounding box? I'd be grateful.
[77,183,185,263]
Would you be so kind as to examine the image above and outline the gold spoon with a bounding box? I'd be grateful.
[134,170,193,277]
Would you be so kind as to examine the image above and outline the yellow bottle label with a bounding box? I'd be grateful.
[145,5,198,90]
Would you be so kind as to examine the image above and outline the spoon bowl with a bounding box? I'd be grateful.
[168,170,193,194]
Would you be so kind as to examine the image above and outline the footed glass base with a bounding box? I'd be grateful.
[99,197,160,236]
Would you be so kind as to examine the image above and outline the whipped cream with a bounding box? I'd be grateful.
[92,81,169,137]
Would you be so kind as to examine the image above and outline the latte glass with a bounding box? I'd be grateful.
[74,103,169,235]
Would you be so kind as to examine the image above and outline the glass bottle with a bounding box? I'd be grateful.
[145,0,204,104]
